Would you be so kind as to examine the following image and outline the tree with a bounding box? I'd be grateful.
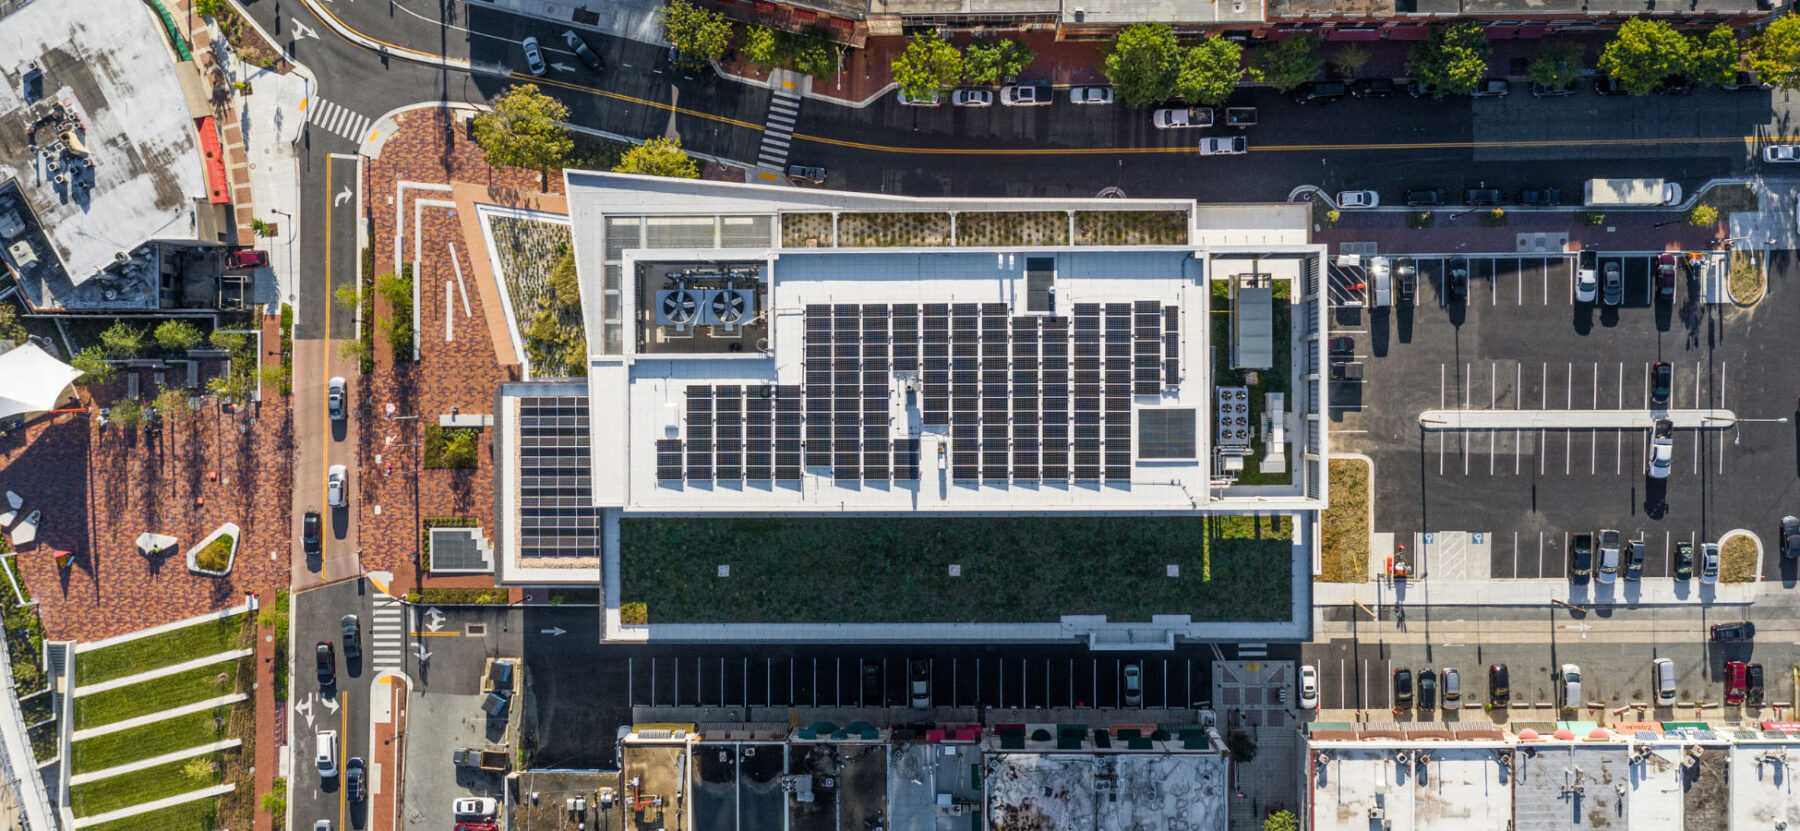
[1263,810,1299,831]
[0,303,25,343]
[1408,23,1490,96]
[891,30,963,101]
[785,29,837,78]
[99,321,142,358]
[1103,24,1182,107]
[108,397,142,428]
[662,0,732,67]
[1330,44,1369,79]
[1689,25,1742,89]
[1173,37,1250,107]
[740,25,779,71]
[963,39,1035,85]
[1752,14,1800,90]
[470,85,574,182]
[1250,35,1322,93]
[1687,204,1720,226]
[1228,732,1257,762]
[70,346,115,386]
[334,283,360,311]
[154,385,190,422]
[1599,18,1690,95]
[181,756,215,782]
[613,137,701,179]
[1527,41,1583,90]
[209,329,247,353]
[153,319,204,353]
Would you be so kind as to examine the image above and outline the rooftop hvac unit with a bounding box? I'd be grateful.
[1393,751,1411,764]
[657,289,703,329]
[709,288,756,329]
[1368,805,1385,820]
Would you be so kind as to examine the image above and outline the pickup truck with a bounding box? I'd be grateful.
[453,747,510,771]
[1570,533,1593,583]
[1598,529,1621,583]
[1153,107,1214,129]
[1647,419,1674,479]
[1198,136,1248,156]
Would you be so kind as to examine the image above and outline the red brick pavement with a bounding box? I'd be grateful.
[254,619,277,831]
[356,109,539,595]
[0,390,292,643]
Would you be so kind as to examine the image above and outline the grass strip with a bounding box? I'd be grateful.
[75,664,238,730]
[1720,535,1759,583]
[80,796,218,831]
[76,615,247,686]
[69,753,228,818]
[1320,459,1371,582]
[71,708,232,775]
[621,515,1292,624]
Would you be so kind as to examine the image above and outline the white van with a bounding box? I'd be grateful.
[1653,658,1676,705]
[1558,664,1582,710]
[316,730,338,777]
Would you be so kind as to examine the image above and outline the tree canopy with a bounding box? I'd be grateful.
[1526,41,1583,89]
[613,136,701,179]
[891,30,964,100]
[662,0,732,67]
[739,25,779,71]
[1689,25,1742,89]
[1251,35,1321,93]
[1599,18,1691,95]
[1752,14,1800,90]
[1174,37,1251,106]
[963,39,1035,85]
[1407,23,1490,96]
[471,85,574,179]
[1103,24,1183,107]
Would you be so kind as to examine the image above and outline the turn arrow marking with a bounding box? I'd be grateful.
[292,20,319,40]
[541,627,566,637]
[333,185,352,207]
[551,62,576,73]
[322,695,340,714]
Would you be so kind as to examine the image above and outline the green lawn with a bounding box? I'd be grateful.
[76,615,248,686]
[75,663,238,730]
[69,753,228,818]
[71,707,232,775]
[620,515,1293,624]
[81,797,218,831]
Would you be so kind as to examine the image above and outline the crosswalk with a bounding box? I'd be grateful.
[306,97,374,144]
[370,594,405,672]
[756,88,801,168]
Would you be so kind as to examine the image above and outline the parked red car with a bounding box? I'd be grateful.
[1725,660,1747,705]
[454,825,498,831]
[225,249,268,269]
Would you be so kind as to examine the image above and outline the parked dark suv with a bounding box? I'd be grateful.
[1488,664,1510,706]
[1519,188,1561,207]
[1404,188,1443,207]
[302,510,321,557]
[1471,78,1510,98]
[1530,81,1576,97]
[1710,622,1756,642]
[1349,78,1395,98]
[1447,257,1469,304]
[1465,187,1504,206]
[1293,81,1347,104]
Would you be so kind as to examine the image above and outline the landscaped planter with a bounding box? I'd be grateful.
[186,523,240,577]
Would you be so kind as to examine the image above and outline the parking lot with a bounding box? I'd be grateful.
[1330,248,1800,582]
[1303,608,1792,714]
[620,644,1288,711]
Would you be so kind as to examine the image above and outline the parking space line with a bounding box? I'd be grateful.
[1440,363,1446,409]
[1640,363,1649,409]
[1439,432,1445,476]
[1616,429,1622,476]
[1664,531,1672,575]
[1719,362,1728,476]
[1538,532,1545,576]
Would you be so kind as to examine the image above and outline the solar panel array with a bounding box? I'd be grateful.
[518,396,605,557]
[657,301,1178,484]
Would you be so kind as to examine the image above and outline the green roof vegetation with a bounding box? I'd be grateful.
[620,514,1292,624]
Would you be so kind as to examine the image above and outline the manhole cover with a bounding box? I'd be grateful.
[465,623,487,636]
[1095,186,1126,198]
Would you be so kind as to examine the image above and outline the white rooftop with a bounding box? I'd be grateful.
[0,0,205,306]
[1730,741,1800,829]
[1310,747,1511,831]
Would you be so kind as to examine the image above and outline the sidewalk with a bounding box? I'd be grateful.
[1314,575,1762,608]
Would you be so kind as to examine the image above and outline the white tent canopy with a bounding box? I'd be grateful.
[0,343,80,421]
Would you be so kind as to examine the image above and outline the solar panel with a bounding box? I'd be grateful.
[656,439,683,481]
[685,439,713,480]
[896,438,920,480]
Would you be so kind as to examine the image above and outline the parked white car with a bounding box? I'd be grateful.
[327,464,347,508]
[1068,85,1113,105]
[1700,543,1720,583]
[453,797,498,818]
[1764,145,1800,163]
[950,88,992,107]
[1298,665,1319,709]
[316,730,338,777]
[1338,190,1380,209]
[999,83,1052,106]
[1558,664,1582,709]
[898,89,941,107]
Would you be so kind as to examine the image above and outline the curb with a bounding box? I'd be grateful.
[1716,529,1764,583]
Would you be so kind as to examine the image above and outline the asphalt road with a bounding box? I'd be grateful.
[291,579,384,831]
[247,0,1800,211]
